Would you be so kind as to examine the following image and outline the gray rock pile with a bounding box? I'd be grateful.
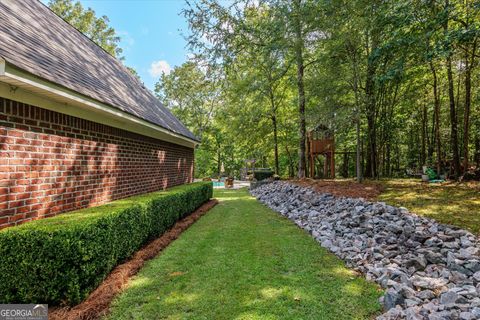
[251,181,480,320]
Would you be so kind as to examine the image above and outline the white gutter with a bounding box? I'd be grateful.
[0,58,199,148]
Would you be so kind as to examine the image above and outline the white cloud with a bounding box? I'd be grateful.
[148,60,171,78]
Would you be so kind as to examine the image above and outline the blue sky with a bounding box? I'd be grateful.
[79,0,192,90]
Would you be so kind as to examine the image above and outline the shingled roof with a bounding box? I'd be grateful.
[0,0,198,142]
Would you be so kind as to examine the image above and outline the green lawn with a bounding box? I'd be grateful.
[378,179,480,235]
[107,188,382,320]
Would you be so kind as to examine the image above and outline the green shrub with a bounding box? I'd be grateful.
[253,170,274,181]
[0,182,213,305]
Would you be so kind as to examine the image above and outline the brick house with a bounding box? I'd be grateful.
[0,0,199,228]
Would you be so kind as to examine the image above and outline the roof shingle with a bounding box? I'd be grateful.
[0,0,197,141]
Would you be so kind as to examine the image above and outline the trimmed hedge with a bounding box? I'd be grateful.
[0,182,213,305]
[253,170,274,181]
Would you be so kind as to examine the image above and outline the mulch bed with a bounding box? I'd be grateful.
[290,178,384,201]
[49,199,218,320]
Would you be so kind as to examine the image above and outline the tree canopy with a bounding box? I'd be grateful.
[158,0,480,181]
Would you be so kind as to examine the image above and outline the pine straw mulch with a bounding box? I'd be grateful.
[49,199,219,320]
[290,178,384,201]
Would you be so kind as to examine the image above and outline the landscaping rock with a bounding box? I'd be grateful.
[250,181,480,320]
[472,271,480,282]
[439,290,459,305]
[405,256,427,271]
[412,276,448,290]
[385,288,405,311]
[472,307,480,317]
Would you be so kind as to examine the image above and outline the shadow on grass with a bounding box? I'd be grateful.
[107,189,382,320]
[378,179,480,235]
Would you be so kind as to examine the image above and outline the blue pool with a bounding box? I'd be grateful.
[213,181,225,187]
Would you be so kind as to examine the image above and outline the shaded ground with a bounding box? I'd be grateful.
[107,188,382,320]
[378,179,480,236]
[291,178,384,201]
[292,178,480,236]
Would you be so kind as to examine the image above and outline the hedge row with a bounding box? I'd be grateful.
[254,170,274,181]
[0,182,213,305]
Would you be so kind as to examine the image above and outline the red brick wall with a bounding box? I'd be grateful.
[0,97,194,228]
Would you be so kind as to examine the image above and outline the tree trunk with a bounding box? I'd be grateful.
[342,152,349,177]
[363,29,379,179]
[285,145,295,178]
[353,57,363,182]
[463,54,474,173]
[364,58,377,178]
[386,140,391,176]
[421,102,427,166]
[428,102,435,163]
[268,86,279,175]
[395,143,400,172]
[446,54,460,179]
[475,136,480,167]
[293,0,306,178]
[272,115,280,175]
[430,61,442,175]
[356,115,363,182]
[217,149,221,178]
[443,2,460,179]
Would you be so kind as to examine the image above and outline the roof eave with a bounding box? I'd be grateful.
[0,58,199,148]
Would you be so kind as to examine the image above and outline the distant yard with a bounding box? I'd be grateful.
[378,179,480,235]
[107,188,382,320]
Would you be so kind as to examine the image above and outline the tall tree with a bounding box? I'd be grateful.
[443,0,461,178]
[183,0,295,176]
[155,61,223,177]
[155,62,218,139]
[291,0,307,178]
[171,0,480,181]
[270,0,324,178]
[454,0,480,172]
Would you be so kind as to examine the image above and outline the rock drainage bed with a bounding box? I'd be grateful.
[251,182,480,320]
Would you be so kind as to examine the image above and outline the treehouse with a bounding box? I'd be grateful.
[307,124,335,178]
